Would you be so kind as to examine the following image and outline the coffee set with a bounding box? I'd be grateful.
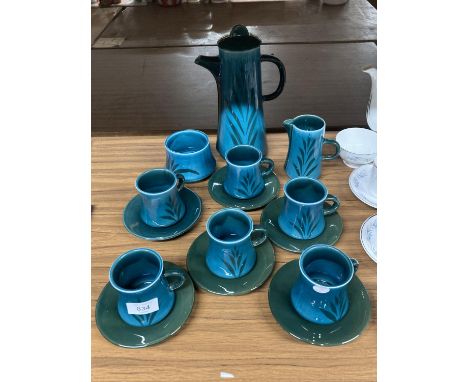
[95,25,376,349]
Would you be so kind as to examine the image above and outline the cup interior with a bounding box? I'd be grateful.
[136,169,175,194]
[207,209,252,242]
[166,130,208,154]
[292,115,324,131]
[110,249,162,292]
[336,127,377,155]
[300,246,352,287]
[285,178,326,204]
[226,145,261,166]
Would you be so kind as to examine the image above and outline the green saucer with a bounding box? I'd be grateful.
[208,166,280,211]
[95,261,195,348]
[269,260,371,346]
[186,231,275,296]
[260,197,343,253]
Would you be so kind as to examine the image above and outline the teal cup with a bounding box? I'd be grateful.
[278,177,340,239]
[135,168,186,227]
[109,248,186,327]
[223,145,274,199]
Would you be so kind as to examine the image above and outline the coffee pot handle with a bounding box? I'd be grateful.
[261,54,286,101]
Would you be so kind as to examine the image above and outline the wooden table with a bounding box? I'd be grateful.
[92,132,377,381]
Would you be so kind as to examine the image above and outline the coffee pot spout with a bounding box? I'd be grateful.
[194,55,221,83]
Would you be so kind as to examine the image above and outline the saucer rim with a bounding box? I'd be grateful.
[186,231,276,296]
[360,214,377,263]
[268,259,371,346]
[208,166,280,211]
[95,261,195,348]
[122,188,202,241]
[349,164,377,208]
[260,197,343,253]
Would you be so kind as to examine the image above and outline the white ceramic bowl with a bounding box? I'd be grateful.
[336,128,377,168]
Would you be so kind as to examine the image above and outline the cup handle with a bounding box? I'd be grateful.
[351,258,359,273]
[322,138,341,160]
[323,194,340,216]
[250,225,268,247]
[176,173,185,191]
[164,269,186,291]
[260,158,275,177]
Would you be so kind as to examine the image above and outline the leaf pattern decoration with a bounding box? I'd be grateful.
[225,87,260,147]
[131,310,157,327]
[236,172,263,198]
[220,247,249,278]
[292,136,320,177]
[159,194,184,224]
[166,156,199,176]
[319,292,349,323]
[290,210,320,239]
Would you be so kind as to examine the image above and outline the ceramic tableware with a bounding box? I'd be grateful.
[336,127,377,168]
[224,145,274,199]
[123,187,202,241]
[278,177,340,240]
[135,168,186,227]
[268,259,370,346]
[260,197,343,253]
[363,66,377,132]
[349,161,377,208]
[108,248,186,327]
[291,245,359,324]
[165,129,216,183]
[208,166,279,210]
[360,214,377,263]
[195,24,286,158]
[206,208,267,279]
[187,231,275,295]
[283,114,340,178]
[96,261,195,348]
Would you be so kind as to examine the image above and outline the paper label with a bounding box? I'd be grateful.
[126,298,159,315]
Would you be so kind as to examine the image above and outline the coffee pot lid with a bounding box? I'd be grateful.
[218,25,261,51]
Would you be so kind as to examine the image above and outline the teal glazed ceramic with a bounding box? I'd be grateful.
[283,115,340,178]
[291,245,359,324]
[165,129,216,183]
[278,177,340,240]
[260,197,343,253]
[135,168,185,227]
[96,261,195,348]
[224,145,274,199]
[123,188,202,241]
[268,260,371,346]
[208,166,280,210]
[109,248,185,327]
[195,24,286,158]
[205,208,267,279]
[187,231,275,295]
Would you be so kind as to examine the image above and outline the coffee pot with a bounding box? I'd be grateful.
[195,25,286,158]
